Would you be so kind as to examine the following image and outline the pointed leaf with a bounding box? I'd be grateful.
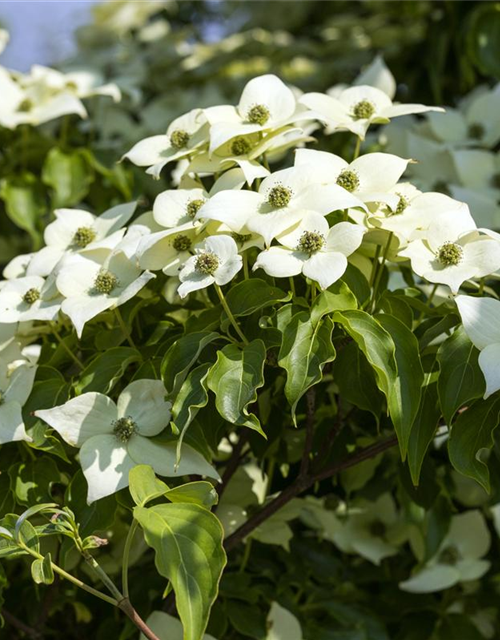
[162,332,220,396]
[31,552,54,585]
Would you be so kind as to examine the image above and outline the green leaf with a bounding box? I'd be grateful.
[9,458,60,507]
[466,4,500,78]
[65,471,117,537]
[75,347,141,394]
[162,332,220,397]
[332,342,383,422]
[14,503,58,543]
[278,311,336,426]
[172,363,211,464]
[134,503,226,640]
[224,278,289,318]
[42,147,94,207]
[448,396,500,492]
[129,465,169,507]
[0,173,45,247]
[407,380,441,486]
[310,281,358,325]
[164,482,218,509]
[31,552,54,585]
[0,474,14,518]
[437,326,486,425]
[207,339,266,435]
[378,314,424,457]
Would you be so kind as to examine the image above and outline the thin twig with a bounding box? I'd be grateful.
[224,435,398,552]
[1,609,42,639]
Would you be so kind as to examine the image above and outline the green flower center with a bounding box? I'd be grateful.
[170,129,190,150]
[173,234,192,252]
[94,270,118,294]
[268,185,292,209]
[369,520,387,538]
[388,194,409,216]
[230,136,251,156]
[186,199,205,218]
[231,232,252,245]
[65,80,79,91]
[112,416,137,443]
[73,226,97,248]
[195,252,219,275]
[247,104,270,126]
[490,173,500,189]
[352,100,375,120]
[18,98,33,113]
[23,288,40,305]
[336,169,360,193]
[297,231,325,255]
[439,546,460,566]
[468,123,485,140]
[437,242,463,267]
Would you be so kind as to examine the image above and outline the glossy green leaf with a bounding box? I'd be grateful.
[437,326,485,425]
[279,312,336,426]
[164,482,218,509]
[129,465,169,507]
[134,503,226,640]
[448,396,500,492]
[225,278,288,317]
[42,147,94,207]
[207,339,266,435]
[75,347,141,395]
[9,458,60,507]
[310,281,357,325]
[0,173,44,247]
[172,363,211,463]
[162,332,220,397]
[31,552,54,585]
[406,379,441,486]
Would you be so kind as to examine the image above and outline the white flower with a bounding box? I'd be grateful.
[294,148,410,208]
[177,235,242,298]
[0,275,63,323]
[204,74,314,152]
[153,187,209,229]
[400,510,491,593]
[0,362,37,445]
[138,222,202,275]
[300,84,443,140]
[27,202,137,277]
[456,295,500,398]
[399,212,500,294]
[0,29,9,55]
[35,379,219,503]
[254,213,364,289]
[425,84,500,148]
[123,108,209,178]
[0,67,26,128]
[28,65,121,102]
[198,165,365,246]
[448,149,500,228]
[56,250,155,338]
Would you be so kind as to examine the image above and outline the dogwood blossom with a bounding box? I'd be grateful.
[123,108,209,178]
[153,188,209,229]
[0,275,63,323]
[56,250,155,337]
[138,222,202,275]
[300,85,443,140]
[399,212,500,294]
[35,379,219,503]
[254,213,364,289]
[400,510,491,593]
[177,235,242,298]
[456,295,500,398]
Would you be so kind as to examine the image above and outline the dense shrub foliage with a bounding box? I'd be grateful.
[1,2,500,639]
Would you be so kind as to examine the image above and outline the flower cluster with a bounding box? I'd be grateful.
[0,48,120,129]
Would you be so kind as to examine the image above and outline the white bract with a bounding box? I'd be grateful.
[123,108,209,178]
[177,235,242,298]
[198,165,365,246]
[400,510,491,593]
[35,379,219,503]
[138,222,202,275]
[300,84,443,140]
[153,187,209,229]
[254,213,364,289]
[456,295,500,398]
[399,212,500,294]
[0,275,62,323]
[26,202,137,277]
[56,250,155,337]
[0,362,37,445]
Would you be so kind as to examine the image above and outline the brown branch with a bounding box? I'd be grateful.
[118,598,161,640]
[224,435,398,552]
[1,609,42,639]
